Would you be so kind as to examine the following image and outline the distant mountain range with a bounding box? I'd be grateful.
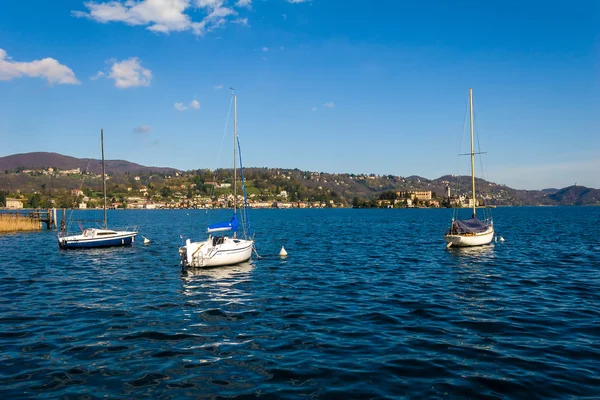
[0,152,598,206]
[0,152,179,175]
[548,185,600,206]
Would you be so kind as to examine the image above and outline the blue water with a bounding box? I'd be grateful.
[1,207,599,398]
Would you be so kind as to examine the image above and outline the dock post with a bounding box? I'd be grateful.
[52,208,57,229]
[61,208,66,232]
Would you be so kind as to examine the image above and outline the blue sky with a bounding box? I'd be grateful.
[0,0,598,190]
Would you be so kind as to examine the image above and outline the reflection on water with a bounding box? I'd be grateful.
[181,261,254,281]
[448,243,496,260]
[181,262,255,307]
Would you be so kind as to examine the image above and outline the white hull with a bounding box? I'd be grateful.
[444,226,494,247]
[180,236,253,268]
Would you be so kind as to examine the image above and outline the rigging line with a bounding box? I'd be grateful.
[454,95,470,220]
[214,95,234,175]
[474,112,486,181]
[207,95,234,224]
[67,157,94,232]
[237,135,251,240]
[473,110,491,219]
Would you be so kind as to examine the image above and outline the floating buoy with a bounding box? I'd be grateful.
[494,236,498,243]
[279,246,288,257]
[143,236,150,244]
[499,236,505,243]
[446,242,453,249]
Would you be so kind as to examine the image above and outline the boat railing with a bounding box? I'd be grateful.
[124,225,139,233]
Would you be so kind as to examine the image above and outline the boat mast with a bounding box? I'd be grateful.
[469,88,476,218]
[101,129,107,229]
[233,92,237,216]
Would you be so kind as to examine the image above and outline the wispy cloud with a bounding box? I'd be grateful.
[174,102,188,111]
[232,17,248,26]
[235,0,251,8]
[72,0,245,36]
[287,0,309,3]
[214,84,223,89]
[311,102,335,112]
[0,48,80,85]
[282,13,287,20]
[107,57,152,89]
[90,71,104,80]
[133,124,152,133]
[174,99,200,111]
[262,46,269,52]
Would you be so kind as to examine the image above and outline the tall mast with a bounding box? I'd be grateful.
[233,92,237,215]
[469,88,476,218]
[101,129,107,229]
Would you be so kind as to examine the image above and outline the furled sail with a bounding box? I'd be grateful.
[451,217,490,234]
[207,213,239,233]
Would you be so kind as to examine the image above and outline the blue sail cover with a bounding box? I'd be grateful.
[207,213,239,233]
[452,217,490,234]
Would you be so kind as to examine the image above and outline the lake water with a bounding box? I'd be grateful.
[1,207,599,398]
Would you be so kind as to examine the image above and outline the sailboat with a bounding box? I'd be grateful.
[58,129,138,249]
[179,91,254,268]
[444,88,494,248]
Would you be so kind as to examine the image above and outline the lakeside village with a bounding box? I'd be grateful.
[1,167,489,210]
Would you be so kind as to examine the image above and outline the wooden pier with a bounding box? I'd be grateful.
[0,208,57,232]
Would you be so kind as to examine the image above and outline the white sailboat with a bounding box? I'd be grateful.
[179,92,254,268]
[444,88,494,248]
[58,129,137,249]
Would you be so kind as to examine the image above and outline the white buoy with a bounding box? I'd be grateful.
[446,242,453,249]
[494,236,498,243]
[279,246,288,257]
[499,236,505,242]
[143,236,150,245]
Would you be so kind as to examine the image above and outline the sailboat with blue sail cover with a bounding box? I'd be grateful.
[179,91,254,268]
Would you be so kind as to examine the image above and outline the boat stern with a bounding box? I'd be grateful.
[179,239,199,267]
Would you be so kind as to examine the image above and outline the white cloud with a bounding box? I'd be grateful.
[323,102,335,108]
[195,0,223,7]
[214,84,223,89]
[282,13,287,20]
[133,124,152,133]
[72,0,243,36]
[262,46,269,52]
[0,48,80,85]
[174,99,200,110]
[232,17,248,26]
[311,107,318,112]
[235,0,251,7]
[287,0,308,3]
[174,102,188,111]
[207,6,235,19]
[107,57,152,88]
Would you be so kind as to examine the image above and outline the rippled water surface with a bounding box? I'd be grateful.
[1,207,599,399]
